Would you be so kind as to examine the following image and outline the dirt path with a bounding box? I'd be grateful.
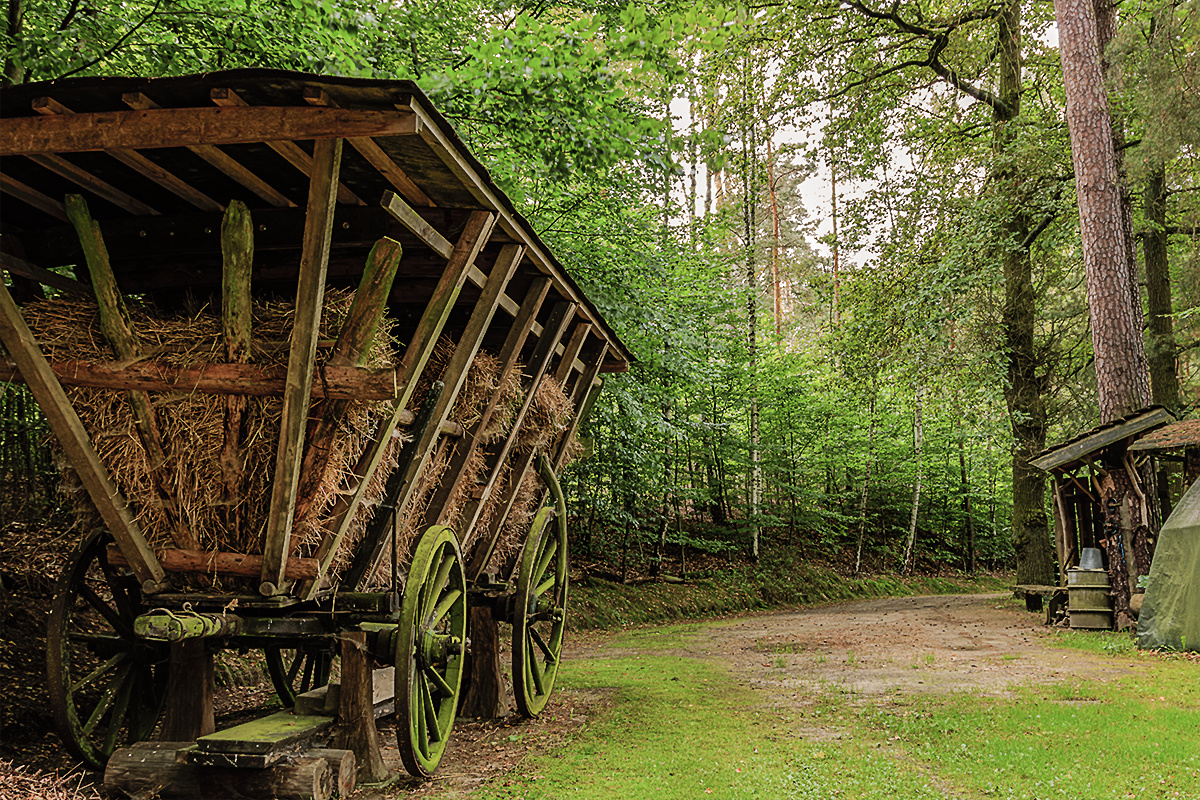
[387,592,1135,797]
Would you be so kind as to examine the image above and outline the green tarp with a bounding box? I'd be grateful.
[1138,478,1200,652]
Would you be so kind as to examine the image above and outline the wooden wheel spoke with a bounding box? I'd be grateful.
[101,670,135,753]
[424,549,455,613]
[69,651,125,695]
[528,645,545,695]
[78,583,131,637]
[533,539,557,585]
[81,661,132,736]
[430,589,462,625]
[421,678,441,743]
[533,576,556,598]
[529,627,555,664]
[423,664,454,698]
[414,676,430,758]
[97,559,137,620]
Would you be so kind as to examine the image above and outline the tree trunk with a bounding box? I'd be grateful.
[855,390,876,575]
[902,387,923,574]
[959,429,977,573]
[1144,165,1179,412]
[1055,0,1151,423]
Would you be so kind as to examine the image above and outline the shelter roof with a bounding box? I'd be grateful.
[1031,406,1175,472]
[0,68,632,371]
[1129,418,1200,453]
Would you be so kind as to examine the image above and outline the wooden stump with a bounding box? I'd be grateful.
[461,605,506,718]
[334,631,389,783]
[160,640,215,741]
[308,748,356,797]
[105,743,332,799]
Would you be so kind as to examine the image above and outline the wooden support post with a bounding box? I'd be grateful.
[65,194,201,552]
[159,640,215,741]
[310,211,496,595]
[292,237,404,531]
[260,137,343,597]
[221,200,254,536]
[460,605,505,718]
[335,631,389,784]
[0,281,164,589]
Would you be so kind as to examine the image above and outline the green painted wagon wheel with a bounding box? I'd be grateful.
[46,530,169,769]
[264,647,334,708]
[512,455,569,718]
[395,525,467,777]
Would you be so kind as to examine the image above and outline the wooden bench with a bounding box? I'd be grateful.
[1013,585,1069,625]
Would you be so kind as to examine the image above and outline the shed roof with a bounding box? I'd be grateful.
[1129,418,1200,453]
[0,68,632,371]
[1031,406,1175,472]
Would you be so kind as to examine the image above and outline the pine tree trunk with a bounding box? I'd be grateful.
[1055,0,1151,423]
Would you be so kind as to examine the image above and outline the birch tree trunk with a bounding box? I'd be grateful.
[902,387,923,574]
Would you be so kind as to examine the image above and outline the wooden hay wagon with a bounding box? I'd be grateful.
[0,69,630,795]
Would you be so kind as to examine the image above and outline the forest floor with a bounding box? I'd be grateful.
[377,592,1135,799]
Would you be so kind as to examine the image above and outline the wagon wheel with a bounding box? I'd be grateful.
[395,525,467,777]
[46,530,169,769]
[512,504,568,717]
[264,647,334,708]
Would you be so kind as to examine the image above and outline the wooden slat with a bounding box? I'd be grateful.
[554,323,592,385]
[0,173,68,220]
[26,154,159,215]
[426,276,551,537]
[462,302,575,574]
[310,211,497,596]
[0,251,91,295]
[0,359,398,399]
[304,88,433,207]
[107,546,319,580]
[1,104,418,156]
[0,280,165,588]
[121,93,295,208]
[210,88,363,206]
[552,344,607,472]
[381,190,451,258]
[260,137,343,596]
[33,96,224,212]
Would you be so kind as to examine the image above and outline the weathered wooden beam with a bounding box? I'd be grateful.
[0,280,165,589]
[381,190,452,258]
[0,172,68,220]
[105,743,333,799]
[292,237,404,531]
[33,96,224,212]
[28,153,160,215]
[108,546,320,580]
[1,104,419,156]
[425,273,549,536]
[304,89,432,207]
[66,194,201,551]
[160,640,216,741]
[0,250,91,295]
[220,200,254,534]
[313,212,497,596]
[260,137,343,597]
[334,631,389,783]
[0,359,400,400]
[121,94,295,208]
[211,88,364,206]
[552,343,607,473]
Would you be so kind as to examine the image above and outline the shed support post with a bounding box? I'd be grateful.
[261,137,343,596]
[336,631,389,783]
[159,640,215,741]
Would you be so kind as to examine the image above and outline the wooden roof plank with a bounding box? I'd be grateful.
[0,173,68,220]
[303,88,433,208]
[1031,407,1176,471]
[33,96,224,212]
[25,153,160,216]
[210,88,364,206]
[0,104,418,156]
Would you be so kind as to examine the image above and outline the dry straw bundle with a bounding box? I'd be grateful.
[22,291,399,584]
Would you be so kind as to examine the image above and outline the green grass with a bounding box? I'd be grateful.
[473,655,948,800]
[470,618,1200,800]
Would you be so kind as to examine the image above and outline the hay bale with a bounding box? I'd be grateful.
[21,292,398,586]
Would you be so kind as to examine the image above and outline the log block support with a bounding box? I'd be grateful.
[335,631,389,784]
[105,743,333,799]
[221,200,254,535]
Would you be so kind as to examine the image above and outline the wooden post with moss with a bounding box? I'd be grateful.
[220,200,254,534]
[64,194,201,552]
